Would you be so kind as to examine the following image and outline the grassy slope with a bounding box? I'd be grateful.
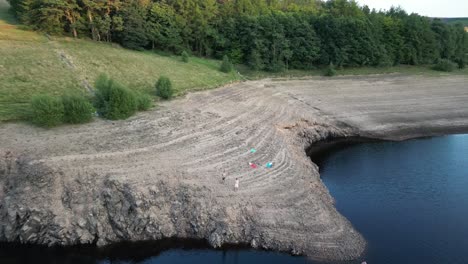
[0,0,83,120]
[58,40,238,95]
[0,0,238,122]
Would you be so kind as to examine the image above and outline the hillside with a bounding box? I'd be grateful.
[440,17,468,26]
[0,0,239,122]
[2,0,467,122]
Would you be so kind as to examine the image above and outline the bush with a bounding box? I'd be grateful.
[30,95,64,127]
[249,50,264,71]
[136,93,153,111]
[181,51,189,63]
[155,76,173,100]
[94,74,138,120]
[268,60,285,72]
[324,63,336,77]
[432,59,457,72]
[62,95,95,124]
[220,55,233,73]
[456,58,465,69]
[94,74,111,110]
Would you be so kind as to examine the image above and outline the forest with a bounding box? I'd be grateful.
[7,0,468,72]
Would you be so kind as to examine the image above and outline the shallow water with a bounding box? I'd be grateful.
[2,134,467,264]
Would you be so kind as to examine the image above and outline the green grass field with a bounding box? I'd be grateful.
[0,0,239,121]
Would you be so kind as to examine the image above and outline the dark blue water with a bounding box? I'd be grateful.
[2,134,467,264]
[319,134,468,264]
[0,241,312,264]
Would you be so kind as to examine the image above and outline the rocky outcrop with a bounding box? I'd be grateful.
[0,120,363,260]
[0,155,247,247]
[0,122,363,261]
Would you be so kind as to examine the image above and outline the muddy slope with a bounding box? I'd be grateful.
[1,75,467,261]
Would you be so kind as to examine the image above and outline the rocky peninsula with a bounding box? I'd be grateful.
[1,75,467,261]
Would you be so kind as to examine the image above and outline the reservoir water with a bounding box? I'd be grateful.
[1,134,467,263]
[318,134,468,264]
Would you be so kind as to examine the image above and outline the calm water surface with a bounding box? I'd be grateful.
[319,134,468,264]
[1,134,467,264]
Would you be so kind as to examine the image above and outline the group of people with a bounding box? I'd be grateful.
[222,148,273,192]
[221,170,239,191]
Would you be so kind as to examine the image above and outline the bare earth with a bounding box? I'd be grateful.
[1,75,467,261]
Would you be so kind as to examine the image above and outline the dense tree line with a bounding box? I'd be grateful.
[7,0,467,71]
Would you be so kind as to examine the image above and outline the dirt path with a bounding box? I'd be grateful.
[1,75,467,261]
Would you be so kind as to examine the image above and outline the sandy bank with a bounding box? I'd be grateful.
[0,74,467,261]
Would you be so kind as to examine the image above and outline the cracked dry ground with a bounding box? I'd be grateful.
[1,75,467,261]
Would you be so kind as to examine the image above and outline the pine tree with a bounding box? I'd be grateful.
[118,2,149,50]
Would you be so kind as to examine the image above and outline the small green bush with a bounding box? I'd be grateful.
[268,60,285,73]
[249,50,264,71]
[30,94,64,127]
[456,58,465,69]
[94,74,138,120]
[155,76,173,100]
[62,95,95,124]
[432,59,457,72]
[106,83,137,120]
[181,51,189,63]
[136,93,153,111]
[220,55,233,73]
[324,63,336,77]
[94,74,112,113]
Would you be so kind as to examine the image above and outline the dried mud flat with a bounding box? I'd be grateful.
[1,75,467,261]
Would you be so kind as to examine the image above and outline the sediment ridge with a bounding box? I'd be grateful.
[1,75,467,261]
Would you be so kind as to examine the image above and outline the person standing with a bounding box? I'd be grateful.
[234,178,239,191]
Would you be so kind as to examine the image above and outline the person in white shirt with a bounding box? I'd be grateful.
[234,178,239,191]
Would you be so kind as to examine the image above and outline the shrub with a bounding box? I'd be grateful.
[94,74,112,113]
[268,60,285,72]
[432,59,457,72]
[30,94,64,127]
[249,50,264,71]
[181,50,189,63]
[62,95,95,124]
[106,82,138,120]
[94,74,138,120]
[155,76,173,100]
[324,63,336,77]
[456,58,465,69]
[220,55,233,73]
[136,93,153,111]
[94,74,111,110]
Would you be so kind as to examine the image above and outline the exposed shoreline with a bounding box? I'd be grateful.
[1,75,467,261]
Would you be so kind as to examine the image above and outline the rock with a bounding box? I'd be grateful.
[77,218,87,228]
[208,232,223,248]
[291,248,302,256]
[251,238,258,248]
